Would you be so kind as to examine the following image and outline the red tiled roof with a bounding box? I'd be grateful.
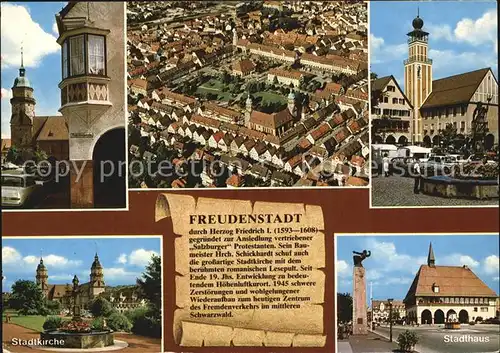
[268,68,303,80]
[226,174,244,187]
[164,90,196,105]
[249,109,293,130]
[405,265,497,300]
[233,59,256,74]
[309,123,331,140]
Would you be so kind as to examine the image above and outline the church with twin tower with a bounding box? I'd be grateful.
[35,253,105,308]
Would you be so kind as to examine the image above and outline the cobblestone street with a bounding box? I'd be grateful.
[372,176,499,207]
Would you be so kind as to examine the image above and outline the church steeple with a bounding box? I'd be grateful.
[36,256,49,296]
[90,252,105,297]
[427,242,436,267]
[10,46,36,148]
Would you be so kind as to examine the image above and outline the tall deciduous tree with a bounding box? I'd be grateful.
[8,280,45,315]
[137,254,161,315]
[337,292,353,323]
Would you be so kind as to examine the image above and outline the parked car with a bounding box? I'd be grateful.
[389,157,416,176]
[422,155,457,176]
[466,154,497,165]
[445,154,466,164]
[1,169,44,208]
[482,317,500,324]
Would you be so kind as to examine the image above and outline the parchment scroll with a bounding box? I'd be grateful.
[156,194,326,347]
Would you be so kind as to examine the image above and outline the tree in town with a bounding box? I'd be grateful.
[337,292,353,323]
[6,146,21,164]
[33,149,48,163]
[370,72,378,80]
[391,310,401,321]
[45,299,61,315]
[8,280,45,315]
[89,297,114,318]
[137,254,162,315]
[438,123,458,150]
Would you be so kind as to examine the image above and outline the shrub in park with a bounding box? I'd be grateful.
[91,317,105,331]
[107,312,132,332]
[43,316,62,331]
[131,311,161,338]
[397,330,419,352]
[89,297,114,318]
[124,306,149,325]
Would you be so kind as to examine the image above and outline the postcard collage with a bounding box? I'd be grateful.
[0,1,498,353]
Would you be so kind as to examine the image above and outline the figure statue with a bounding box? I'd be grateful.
[352,250,371,267]
[471,97,492,154]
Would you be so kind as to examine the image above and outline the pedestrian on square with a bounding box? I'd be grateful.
[382,153,390,177]
[413,158,422,194]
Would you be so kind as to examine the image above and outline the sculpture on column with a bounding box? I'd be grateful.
[353,250,371,267]
[72,275,82,321]
[352,249,371,335]
[471,97,492,154]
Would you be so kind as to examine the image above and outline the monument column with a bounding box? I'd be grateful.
[352,250,371,335]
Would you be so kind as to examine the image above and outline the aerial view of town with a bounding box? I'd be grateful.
[126,1,369,189]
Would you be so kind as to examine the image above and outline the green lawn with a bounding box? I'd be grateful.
[197,79,238,101]
[252,91,287,105]
[7,315,46,332]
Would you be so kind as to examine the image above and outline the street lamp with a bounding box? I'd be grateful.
[388,298,394,342]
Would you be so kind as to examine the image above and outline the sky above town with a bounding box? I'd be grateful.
[370,1,498,90]
[1,2,65,138]
[337,234,499,304]
[2,237,161,291]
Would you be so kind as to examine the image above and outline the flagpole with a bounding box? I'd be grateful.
[370,281,373,330]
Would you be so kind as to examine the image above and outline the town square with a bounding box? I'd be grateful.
[336,234,499,353]
[370,1,499,207]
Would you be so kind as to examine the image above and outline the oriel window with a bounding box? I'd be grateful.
[62,34,107,79]
[88,35,105,75]
[69,35,85,76]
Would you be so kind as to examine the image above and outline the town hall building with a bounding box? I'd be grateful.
[373,12,498,147]
[403,243,498,325]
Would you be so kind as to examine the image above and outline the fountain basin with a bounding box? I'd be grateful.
[41,330,114,349]
[421,176,499,199]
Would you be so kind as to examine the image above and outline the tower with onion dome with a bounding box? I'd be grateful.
[10,47,36,148]
[404,9,433,143]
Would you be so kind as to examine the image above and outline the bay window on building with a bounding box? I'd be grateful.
[62,34,106,79]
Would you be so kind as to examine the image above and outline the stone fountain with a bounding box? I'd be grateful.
[39,275,115,349]
[421,97,499,199]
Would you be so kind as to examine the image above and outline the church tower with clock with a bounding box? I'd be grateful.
[10,49,36,148]
[404,11,433,143]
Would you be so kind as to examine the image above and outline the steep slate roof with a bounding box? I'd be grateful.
[371,75,392,93]
[404,264,497,303]
[371,75,413,108]
[36,116,69,141]
[47,284,70,300]
[421,68,492,109]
